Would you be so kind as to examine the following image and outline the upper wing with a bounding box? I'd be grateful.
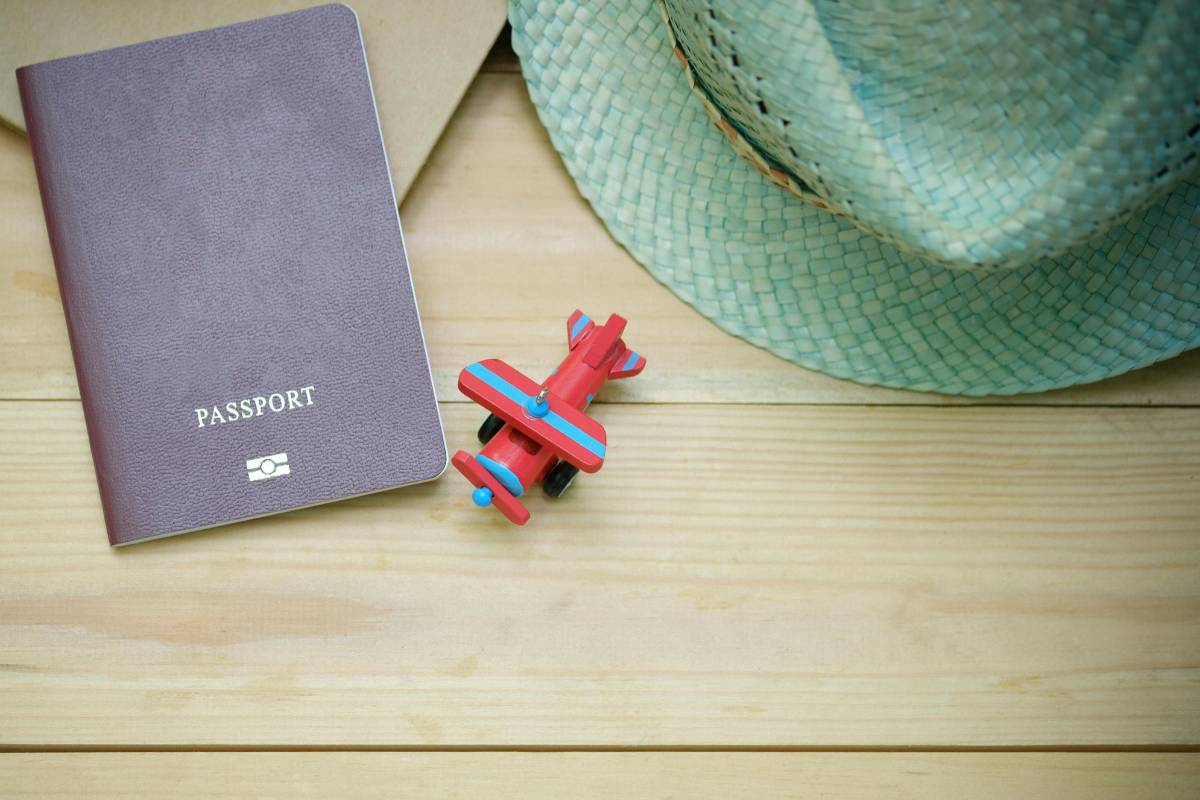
[458,359,607,472]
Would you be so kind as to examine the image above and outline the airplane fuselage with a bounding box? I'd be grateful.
[475,318,628,498]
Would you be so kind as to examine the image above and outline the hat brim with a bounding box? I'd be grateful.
[511,0,1200,395]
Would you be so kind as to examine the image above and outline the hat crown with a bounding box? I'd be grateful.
[662,0,1200,270]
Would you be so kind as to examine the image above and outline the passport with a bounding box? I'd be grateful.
[17,5,448,545]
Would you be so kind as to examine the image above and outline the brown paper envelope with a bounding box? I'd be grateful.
[0,0,506,201]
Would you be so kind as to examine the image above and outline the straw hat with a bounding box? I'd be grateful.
[510,0,1200,394]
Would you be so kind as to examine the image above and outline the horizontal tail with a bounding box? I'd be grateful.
[608,347,646,379]
[567,309,594,350]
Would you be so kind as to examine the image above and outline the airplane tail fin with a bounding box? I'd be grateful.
[568,310,645,379]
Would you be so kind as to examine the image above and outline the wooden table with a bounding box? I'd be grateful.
[2,52,1199,798]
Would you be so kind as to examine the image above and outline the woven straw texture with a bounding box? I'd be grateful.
[511,0,1200,395]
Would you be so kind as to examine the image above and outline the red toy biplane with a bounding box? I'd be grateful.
[452,310,646,524]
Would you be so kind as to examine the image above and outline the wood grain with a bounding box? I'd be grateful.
[3,46,1200,772]
[2,400,1197,746]
[3,78,1199,405]
[3,753,1199,799]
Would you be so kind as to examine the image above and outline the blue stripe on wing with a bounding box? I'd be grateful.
[464,363,606,459]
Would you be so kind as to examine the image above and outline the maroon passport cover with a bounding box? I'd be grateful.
[17,5,447,545]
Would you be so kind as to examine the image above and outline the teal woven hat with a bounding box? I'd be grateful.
[510,0,1200,395]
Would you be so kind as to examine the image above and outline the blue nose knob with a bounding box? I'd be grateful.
[471,486,494,507]
[526,396,550,418]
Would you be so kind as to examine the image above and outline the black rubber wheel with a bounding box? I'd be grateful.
[543,461,580,498]
[477,413,505,444]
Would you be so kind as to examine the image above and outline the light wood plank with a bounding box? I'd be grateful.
[2,753,1198,799]
[3,77,1198,405]
[2,401,1198,746]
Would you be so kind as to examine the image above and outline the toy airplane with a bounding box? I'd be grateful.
[451,310,646,524]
